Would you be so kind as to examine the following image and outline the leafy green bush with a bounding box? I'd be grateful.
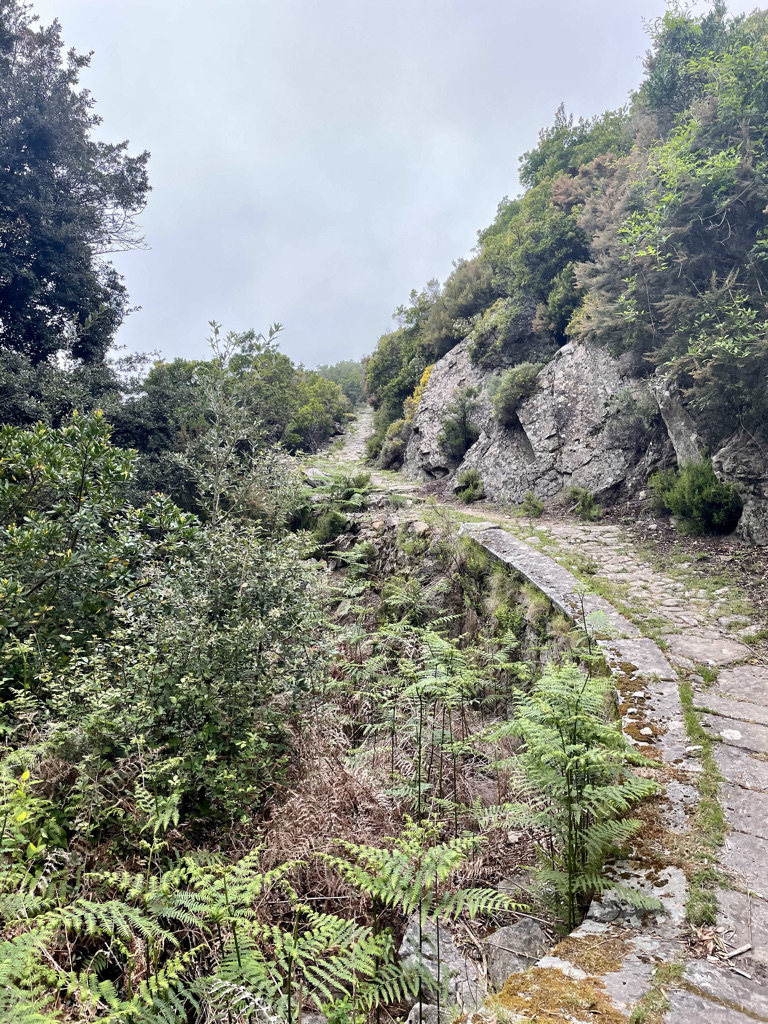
[438,386,480,461]
[567,486,602,521]
[379,418,409,469]
[455,468,484,503]
[315,509,348,544]
[0,412,195,694]
[519,491,544,517]
[315,359,365,405]
[284,371,349,452]
[0,408,318,823]
[492,362,542,426]
[650,460,742,535]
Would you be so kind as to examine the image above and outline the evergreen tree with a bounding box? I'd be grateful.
[0,1,150,363]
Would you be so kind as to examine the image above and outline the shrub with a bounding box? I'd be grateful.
[379,418,409,469]
[520,491,544,517]
[649,460,742,535]
[455,468,484,503]
[492,362,542,426]
[437,386,480,461]
[365,433,383,461]
[567,486,602,521]
[315,509,348,544]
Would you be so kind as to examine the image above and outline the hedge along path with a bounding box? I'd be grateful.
[459,519,768,1022]
[319,410,768,1018]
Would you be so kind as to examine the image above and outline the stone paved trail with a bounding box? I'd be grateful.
[462,519,768,1020]
[314,409,768,1020]
[325,406,375,465]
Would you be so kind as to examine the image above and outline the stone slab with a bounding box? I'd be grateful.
[603,637,678,681]
[702,715,768,755]
[718,889,768,967]
[399,915,486,1010]
[723,784,768,841]
[718,665,768,704]
[602,936,679,1013]
[701,693,768,728]
[716,744,768,793]
[684,959,768,1018]
[722,830,768,894]
[601,955,654,1012]
[663,633,751,667]
[665,989,763,1023]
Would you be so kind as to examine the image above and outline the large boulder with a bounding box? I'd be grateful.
[483,919,551,990]
[398,914,486,1011]
[404,340,667,504]
[713,430,768,545]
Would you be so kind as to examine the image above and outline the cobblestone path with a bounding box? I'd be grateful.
[465,517,768,1020]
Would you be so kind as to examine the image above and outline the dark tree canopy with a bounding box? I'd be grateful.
[0,0,150,363]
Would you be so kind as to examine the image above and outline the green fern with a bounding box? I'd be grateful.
[323,817,523,923]
[488,664,658,929]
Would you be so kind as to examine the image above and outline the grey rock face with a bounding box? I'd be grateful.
[713,429,768,545]
[483,920,550,989]
[648,377,704,465]
[403,337,493,481]
[404,340,664,504]
[302,467,332,487]
[398,915,486,1011]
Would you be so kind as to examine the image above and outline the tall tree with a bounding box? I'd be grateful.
[0,1,150,363]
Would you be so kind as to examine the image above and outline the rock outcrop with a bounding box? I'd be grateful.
[403,339,667,504]
[648,375,705,466]
[713,429,768,545]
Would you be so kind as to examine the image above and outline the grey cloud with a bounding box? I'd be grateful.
[31,0,752,366]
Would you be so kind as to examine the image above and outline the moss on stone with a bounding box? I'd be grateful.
[548,934,631,975]
[494,967,626,1023]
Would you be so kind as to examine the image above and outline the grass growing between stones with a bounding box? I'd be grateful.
[678,678,726,927]
[628,962,686,1024]
[694,663,720,687]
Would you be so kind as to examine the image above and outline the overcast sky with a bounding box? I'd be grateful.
[32,0,753,367]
